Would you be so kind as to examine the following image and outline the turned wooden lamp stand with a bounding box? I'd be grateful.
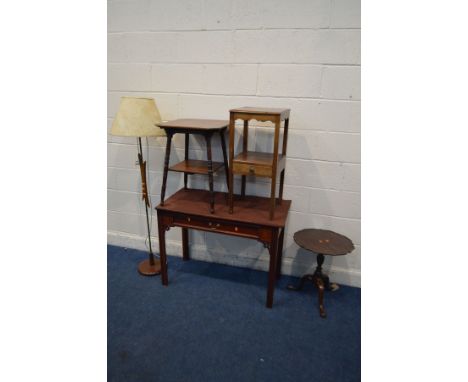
[228,107,290,220]
[288,229,355,318]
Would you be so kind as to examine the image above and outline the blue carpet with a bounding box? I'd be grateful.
[108,245,360,382]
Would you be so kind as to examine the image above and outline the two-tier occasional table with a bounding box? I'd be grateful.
[228,107,290,220]
[287,229,355,318]
[157,119,230,213]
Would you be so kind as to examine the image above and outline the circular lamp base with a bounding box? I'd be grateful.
[138,258,161,276]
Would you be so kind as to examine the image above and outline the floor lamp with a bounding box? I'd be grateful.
[110,97,166,276]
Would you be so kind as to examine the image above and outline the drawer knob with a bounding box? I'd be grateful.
[249,166,255,174]
[235,227,238,232]
[187,217,191,222]
[209,222,220,229]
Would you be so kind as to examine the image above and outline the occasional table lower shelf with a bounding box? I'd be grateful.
[169,159,224,175]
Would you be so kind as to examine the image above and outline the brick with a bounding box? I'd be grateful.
[285,131,360,163]
[202,64,257,95]
[108,0,151,32]
[203,0,232,30]
[108,210,147,236]
[177,31,234,63]
[151,64,204,93]
[309,188,360,218]
[283,185,310,212]
[107,63,152,91]
[341,163,360,192]
[233,30,359,65]
[283,99,360,132]
[263,0,330,29]
[330,0,361,28]
[108,167,140,193]
[178,94,238,119]
[149,0,203,31]
[108,167,164,195]
[108,142,139,169]
[231,0,264,29]
[310,100,360,132]
[321,66,361,100]
[312,30,360,64]
[285,159,344,189]
[257,65,322,97]
[108,32,179,63]
[108,34,127,62]
[107,189,146,215]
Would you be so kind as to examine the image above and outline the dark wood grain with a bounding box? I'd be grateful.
[158,119,230,212]
[169,159,224,175]
[288,229,354,318]
[157,188,291,228]
[156,188,291,308]
[228,108,290,220]
[294,229,355,256]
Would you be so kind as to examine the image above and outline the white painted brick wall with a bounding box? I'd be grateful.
[107,0,361,286]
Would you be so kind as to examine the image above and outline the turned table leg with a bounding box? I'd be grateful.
[160,132,173,206]
[182,227,189,261]
[205,134,215,214]
[276,228,285,279]
[219,129,230,194]
[184,133,189,189]
[266,229,279,308]
[157,214,169,286]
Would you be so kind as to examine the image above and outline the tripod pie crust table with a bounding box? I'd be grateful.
[287,229,355,318]
[156,188,291,308]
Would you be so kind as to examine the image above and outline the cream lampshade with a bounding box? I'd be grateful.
[111,97,166,137]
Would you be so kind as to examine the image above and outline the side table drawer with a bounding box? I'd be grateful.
[174,215,260,239]
[232,162,272,178]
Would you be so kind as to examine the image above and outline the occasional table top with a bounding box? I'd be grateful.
[294,229,354,256]
[230,107,290,119]
[157,119,229,131]
[156,188,291,228]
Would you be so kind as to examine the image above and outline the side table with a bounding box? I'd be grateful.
[156,188,291,308]
[228,107,290,220]
[157,119,230,213]
[287,229,355,318]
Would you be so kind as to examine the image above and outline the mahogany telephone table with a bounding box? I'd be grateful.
[156,188,291,308]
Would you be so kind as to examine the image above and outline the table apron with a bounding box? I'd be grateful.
[159,212,276,247]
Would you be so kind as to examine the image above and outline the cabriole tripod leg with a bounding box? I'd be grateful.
[316,278,326,318]
[287,274,314,291]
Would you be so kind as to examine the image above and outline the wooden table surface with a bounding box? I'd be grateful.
[157,188,291,227]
